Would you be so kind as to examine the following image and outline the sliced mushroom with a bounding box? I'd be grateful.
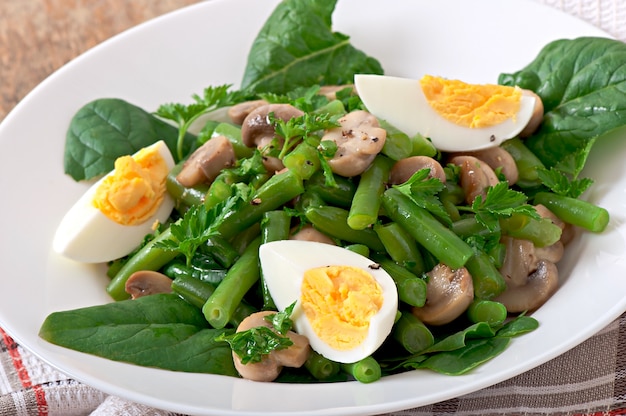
[125,270,173,299]
[452,146,518,185]
[240,103,304,173]
[494,259,559,313]
[519,89,544,138]
[241,103,304,148]
[449,155,500,204]
[176,135,236,187]
[321,110,386,177]
[289,224,336,245]
[499,236,538,287]
[227,99,268,125]
[411,264,474,326]
[389,155,446,185]
[232,311,311,382]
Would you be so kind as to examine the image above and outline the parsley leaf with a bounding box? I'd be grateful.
[154,193,244,266]
[215,326,293,365]
[393,169,451,225]
[470,182,539,231]
[536,167,593,198]
[264,302,296,335]
[155,85,251,160]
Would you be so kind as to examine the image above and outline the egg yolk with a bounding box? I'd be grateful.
[92,146,169,226]
[301,265,383,351]
[420,74,522,128]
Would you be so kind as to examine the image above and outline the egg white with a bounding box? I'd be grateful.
[52,140,175,263]
[259,240,398,364]
[354,74,536,152]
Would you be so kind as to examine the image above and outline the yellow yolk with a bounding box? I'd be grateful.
[420,74,522,128]
[301,265,383,351]
[92,146,169,225]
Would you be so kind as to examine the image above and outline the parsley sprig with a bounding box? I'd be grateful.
[155,85,251,160]
[154,192,245,266]
[393,168,451,225]
[466,182,539,231]
[215,302,297,364]
[537,167,593,198]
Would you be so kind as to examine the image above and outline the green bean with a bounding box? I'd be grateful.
[534,191,610,233]
[378,120,413,161]
[341,356,381,383]
[218,170,305,241]
[409,132,437,158]
[260,210,292,309]
[392,311,434,354]
[282,141,320,180]
[211,122,254,159]
[381,188,474,270]
[171,274,256,327]
[451,217,494,239]
[348,155,393,230]
[229,223,261,255]
[499,213,562,247]
[294,189,325,212]
[306,171,356,208]
[464,252,506,300]
[304,351,341,381]
[203,178,232,210]
[163,261,226,285]
[304,205,385,252]
[370,254,427,307]
[205,235,240,268]
[466,299,507,326]
[374,222,425,276]
[107,229,179,301]
[166,162,209,209]
[500,137,545,188]
[202,237,262,329]
[344,244,370,257]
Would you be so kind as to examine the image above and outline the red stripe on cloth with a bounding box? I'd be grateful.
[0,328,48,416]
[576,409,626,416]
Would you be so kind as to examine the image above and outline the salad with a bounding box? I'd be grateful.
[39,0,623,385]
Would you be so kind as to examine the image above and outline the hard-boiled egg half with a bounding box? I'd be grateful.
[354,74,536,152]
[53,140,175,263]
[259,240,398,364]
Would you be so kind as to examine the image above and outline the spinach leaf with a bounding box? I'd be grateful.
[416,337,510,375]
[499,37,626,175]
[64,98,195,181]
[39,293,238,376]
[240,0,383,94]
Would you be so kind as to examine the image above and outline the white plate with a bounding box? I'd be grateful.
[0,0,624,415]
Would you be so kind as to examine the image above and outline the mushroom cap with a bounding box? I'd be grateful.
[449,155,499,204]
[389,155,446,185]
[240,103,304,147]
[289,224,336,245]
[411,264,474,326]
[176,135,236,187]
[494,259,559,313]
[519,89,544,138]
[452,146,519,185]
[125,270,173,299]
[227,99,268,125]
[232,311,311,382]
[321,110,386,177]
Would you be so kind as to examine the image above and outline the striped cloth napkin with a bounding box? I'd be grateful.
[1,0,625,415]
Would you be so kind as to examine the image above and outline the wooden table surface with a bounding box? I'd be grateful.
[0,0,199,121]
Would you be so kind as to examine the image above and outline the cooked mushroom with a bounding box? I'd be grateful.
[125,270,173,299]
[411,264,474,326]
[494,259,559,313]
[232,311,311,382]
[519,89,544,138]
[227,99,268,125]
[389,155,446,185]
[535,203,576,246]
[289,224,336,245]
[496,236,561,312]
[452,146,519,185]
[449,155,499,204]
[176,135,236,187]
[320,110,386,177]
[240,103,304,173]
